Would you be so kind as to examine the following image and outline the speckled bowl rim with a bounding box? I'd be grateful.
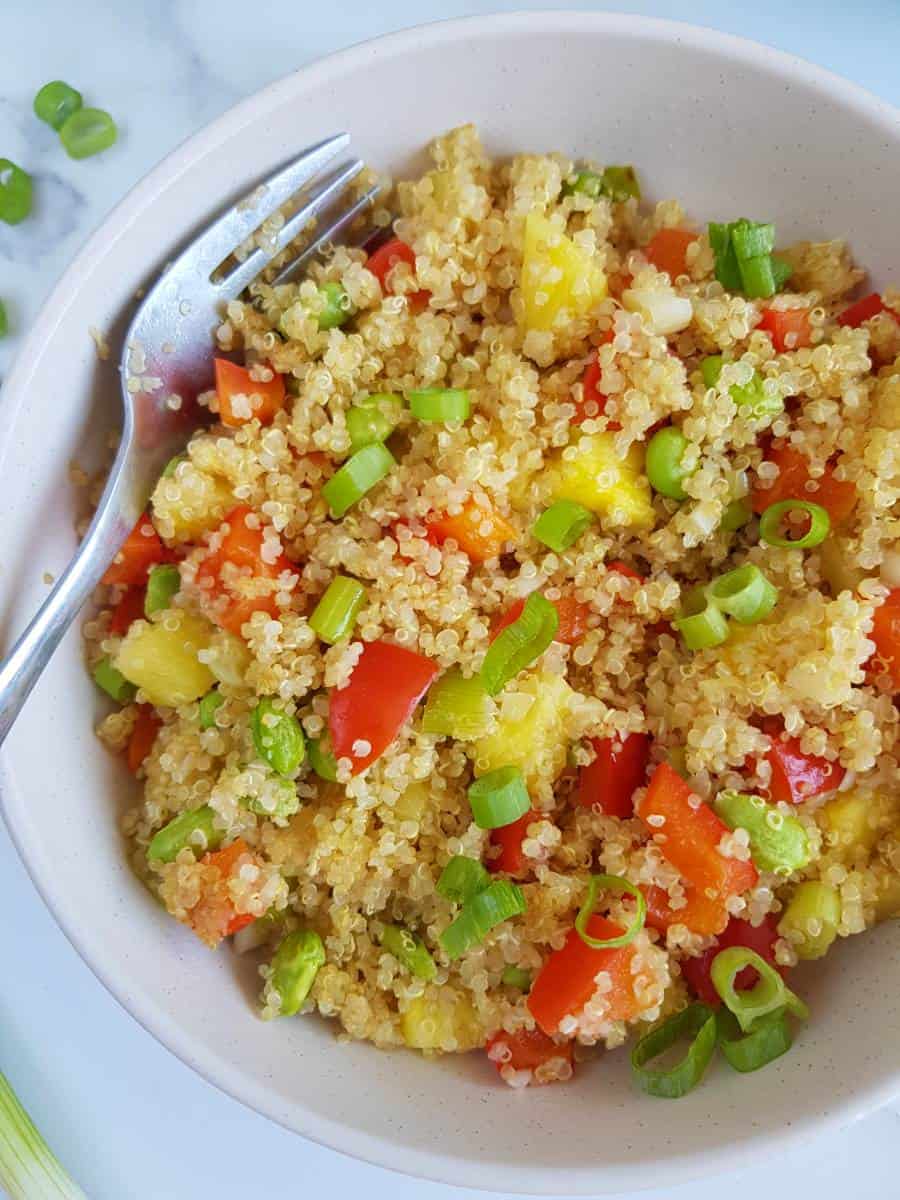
[3,11,900,1194]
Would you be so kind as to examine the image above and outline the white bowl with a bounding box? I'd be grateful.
[2,12,900,1194]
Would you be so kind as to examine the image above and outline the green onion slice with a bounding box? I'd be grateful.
[308,734,339,782]
[0,300,7,339]
[707,563,778,625]
[714,790,810,876]
[468,765,531,830]
[759,499,830,549]
[407,388,471,423]
[198,689,224,730]
[716,1006,794,1073]
[93,655,136,703]
[711,947,809,1034]
[601,165,640,202]
[709,223,743,292]
[59,107,117,159]
[0,1068,87,1199]
[500,965,532,991]
[532,500,594,553]
[322,442,395,517]
[631,1003,718,1099]
[575,874,647,950]
[436,855,491,905]
[161,454,185,478]
[480,591,558,695]
[730,220,775,260]
[0,159,33,225]
[33,80,83,130]
[422,667,495,740]
[380,924,437,980]
[562,170,603,199]
[701,355,724,388]
[309,575,366,643]
[440,880,526,959]
[771,256,793,292]
[674,587,729,651]
[721,498,752,532]
[347,403,395,451]
[144,563,181,616]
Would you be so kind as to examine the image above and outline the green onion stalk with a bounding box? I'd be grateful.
[0,1069,86,1198]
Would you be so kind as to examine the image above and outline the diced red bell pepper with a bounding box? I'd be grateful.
[214,358,285,428]
[485,1027,573,1081]
[607,560,643,582]
[196,505,293,635]
[837,293,897,328]
[680,915,784,1007]
[751,445,857,526]
[572,330,616,426]
[109,585,147,635]
[576,732,650,818]
[762,718,846,804]
[644,228,698,281]
[491,594,590,646]
[126,705,161,774]
[488,808,537,878]
[758,306,813,352]
[189,838,257,947]
[528,915,639,1036]
[427,499,516,564]
[870,588,900,692]
[328,640,439,774]
[642,883,729,938]
[366,237,430,310]
[226,913,256,936]
[103,513,166,586]
[636,763,759,901]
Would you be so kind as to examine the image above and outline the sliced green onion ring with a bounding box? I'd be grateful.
[322,442,395,517]
[500,965,532,991]
[707,563,778,625]
[380,924,437,980]
[407,388,471,423]
[631,1003,718,1099]
[33,80,83,130]
[346,403,394,451]
[759,499,830,549]
[440,880,526,959]
[0,159,33,225]
[93,655,136,702]
[711,946,809,1034]
[422,667,495,740]
[436,855,491,905]
[532,500,594,552]
[716,1006,794,1073]
[468,766,531,830]
[59,107,117,159]
[480,591,559,695]
[309,575,366,643]
[144,563,181,616]
[721,498,752,532]
[674,587,729,651]
[575,874,647,950]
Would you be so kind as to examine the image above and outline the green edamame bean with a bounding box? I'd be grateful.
[147,805,221,863]
[251,698,305,777]
[380,925,436,980]
[270,930,326,1016]
[715,791,810,875]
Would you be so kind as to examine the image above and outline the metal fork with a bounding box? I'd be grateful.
[0,133,378,745]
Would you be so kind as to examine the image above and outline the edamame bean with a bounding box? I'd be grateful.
[147,805,221,863]
[251,698,305,776]
[269,930,326,1017]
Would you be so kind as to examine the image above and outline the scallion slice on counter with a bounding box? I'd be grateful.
[322,442,395,517]
[33,80,83,130]
[574,874,647,950]
[0,1069,87,1199]
[532,500,593,553]
[711,947,808,1034]
[436,855,491,905]
[440,880,526,959]
[0,159,33,225]
[630,1003,718,1099]
[759,499,830,549]
[468,766,530,830]
[480,591,558,695]
[59,107,117,159]
[407,388,471,423]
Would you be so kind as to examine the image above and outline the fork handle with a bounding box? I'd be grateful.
[0,502,131,747]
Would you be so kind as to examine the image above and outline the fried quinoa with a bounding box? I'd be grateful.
[86,125,900,1090]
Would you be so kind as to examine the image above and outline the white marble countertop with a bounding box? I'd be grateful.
[2,2,900,1198]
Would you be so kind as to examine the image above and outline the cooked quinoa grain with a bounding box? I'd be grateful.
[88,127,900,1092]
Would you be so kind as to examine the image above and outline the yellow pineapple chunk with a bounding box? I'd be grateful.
[473,670,573,789]
[401,990,481,1052]
[114,611,215,707]
[819,788,898,860]
[547,432,655,530]
[151,461,233,543]
[521,210,606,332]
[818,535,868,595]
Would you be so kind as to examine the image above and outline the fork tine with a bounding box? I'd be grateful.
[268,182,382,287]
[187,133,350,276]
[220,157,366,296]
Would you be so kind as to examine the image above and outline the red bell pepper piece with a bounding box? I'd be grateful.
[366,237,430,310]
[214,358,285,428]
[757,306,812,352]
[126,705,161,774]
[576,732,650,818]
[528,915,639,1035]
[329,640,438,774]
[196,505,293,636]
[188,838,258,947]
[870,588,900,691]
[837,293,897,328]
[680,914,784,1007]
[636,763,759,901]
[751,445,857,526]
[491,594,590,646]
[485,1027,573,1081]
[102,513,166,586]
[572,330,616,426]
[488,808,537,878]
[762,718,845,804]
[642,883,729,938]
[644,228,698,281]
[607,560,643,582]
[109,585,147,636]
[426,499,516,564]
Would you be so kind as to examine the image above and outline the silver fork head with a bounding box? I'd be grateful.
[114,132,376,523]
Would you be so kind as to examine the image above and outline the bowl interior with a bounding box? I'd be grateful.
[2,13,900,1194]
